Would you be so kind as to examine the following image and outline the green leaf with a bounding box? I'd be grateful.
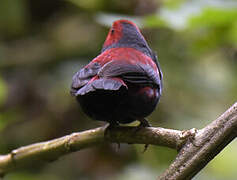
[67,0,105,10]
[143,15,168,28]
[187,7,237,53]
[189,8,237,28]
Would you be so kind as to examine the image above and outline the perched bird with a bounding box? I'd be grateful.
[71,19,162,127]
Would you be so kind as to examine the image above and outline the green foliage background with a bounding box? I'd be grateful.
[0,0,236,179]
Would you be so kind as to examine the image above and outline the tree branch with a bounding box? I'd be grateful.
[158,102,237,180]
[0,103,236,179]
[0,125,186,177]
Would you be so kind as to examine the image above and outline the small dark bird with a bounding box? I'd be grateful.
[71,19,163,128]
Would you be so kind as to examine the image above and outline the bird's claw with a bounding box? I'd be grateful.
[105,122,121,151]
[135,118,151,132]
[135,118,151,153]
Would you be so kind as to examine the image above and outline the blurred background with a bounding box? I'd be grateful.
[0,0,237,179]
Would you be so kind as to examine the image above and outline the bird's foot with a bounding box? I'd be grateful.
[135,118,151,132]
[105,121,121,150]
[142,144,149,153]
[106,121,120,130]
[135,118,151,153]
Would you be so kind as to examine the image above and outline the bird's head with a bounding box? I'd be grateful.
[102,20,150,53]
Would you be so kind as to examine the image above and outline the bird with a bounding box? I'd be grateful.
[71,19,163,128]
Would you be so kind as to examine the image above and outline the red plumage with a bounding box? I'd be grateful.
[71,19,163,126]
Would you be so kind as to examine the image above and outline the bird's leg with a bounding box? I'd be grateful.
[107,121,120,129]
[134,118,151,133]
[105,121,121,149]
[136,118,151,153]
[138,118,151,128]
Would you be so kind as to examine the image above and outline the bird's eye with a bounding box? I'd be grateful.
[111,29,115,34]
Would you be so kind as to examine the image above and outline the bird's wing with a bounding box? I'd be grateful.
[151,51,163,95]
[73,77,125,96]
[71,60,126,96]
[71,62,101,95]
[71,58,162,96]
[98,59,162,87]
